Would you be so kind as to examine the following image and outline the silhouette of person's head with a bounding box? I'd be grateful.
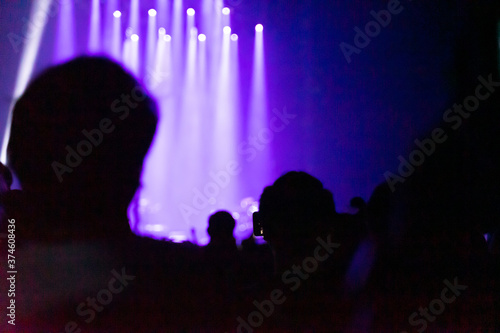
[257,171,337,265]
[350,196,366,213]
[0,162,12,194]
[207,210,236,248]
[366,182,393,235]
[7,56,157,240]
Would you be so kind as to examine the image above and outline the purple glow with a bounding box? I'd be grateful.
[1,2,482,250]
[244,20,272,198]
[128,0,140,33]
[156,0,169,30]
[111,10,122,60]
[0,0,54,163]
[125,27,134,38]
[171,0,183,75]
[88,0,101,52]
[186,9,196,38]
[123,34,140,76]
[198,34,207,88]
[54,0,75,62]
[147,9,157,77]
[6,1,271,245]
[190,27,198,39]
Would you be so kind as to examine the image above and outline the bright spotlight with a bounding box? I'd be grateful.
[187,8,195,16]
[148,9,157,17]
[230,33,238,41]
[144,224,164,232]
[223,26,231,34]
[113,10,121,18]
[198,34,206,42]
[248,204,258,215]
[255,24,263,32]
[222,7,230,15]
[158,27,166,35]
[131,34,139,42]
[163,34,171,42]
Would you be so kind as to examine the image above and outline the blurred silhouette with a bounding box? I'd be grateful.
[243,171,353,331]
[0,162,12,195]
[7,56,157,241]
[0,162,12,230]
[206,210,237,253]
[203,211,239,309]
[204,210,239,294]
[0,56,188,332]
[350,196,366,214]
[257,171,337,270]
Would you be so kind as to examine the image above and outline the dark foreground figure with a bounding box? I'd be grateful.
[0,57,207,332]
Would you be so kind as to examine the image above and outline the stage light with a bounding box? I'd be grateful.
[131,33,139,42]
[1,0,53,163]
[255,24,263,32]
[129,0,140,33]
[144,224,164,232]
[147,8,158,75]
[248,204,258,216]
[163,34,171,42]
[190,27,198,38]
[198,34,206,42]
[88,0,101,52]
[222,7,230,15]
[231,33,238,41]
[187,8,195,16]
[169,233,188,243]
[223,26,231,34]
[240,197,254,208]
[111,7,122,60]
[158,27,166,35]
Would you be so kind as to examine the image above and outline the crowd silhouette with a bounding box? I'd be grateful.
[0,53,499,332]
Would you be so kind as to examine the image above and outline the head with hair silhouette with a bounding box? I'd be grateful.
[207,210,237,248]
[7,56,157,240]
[257,171,337,268]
